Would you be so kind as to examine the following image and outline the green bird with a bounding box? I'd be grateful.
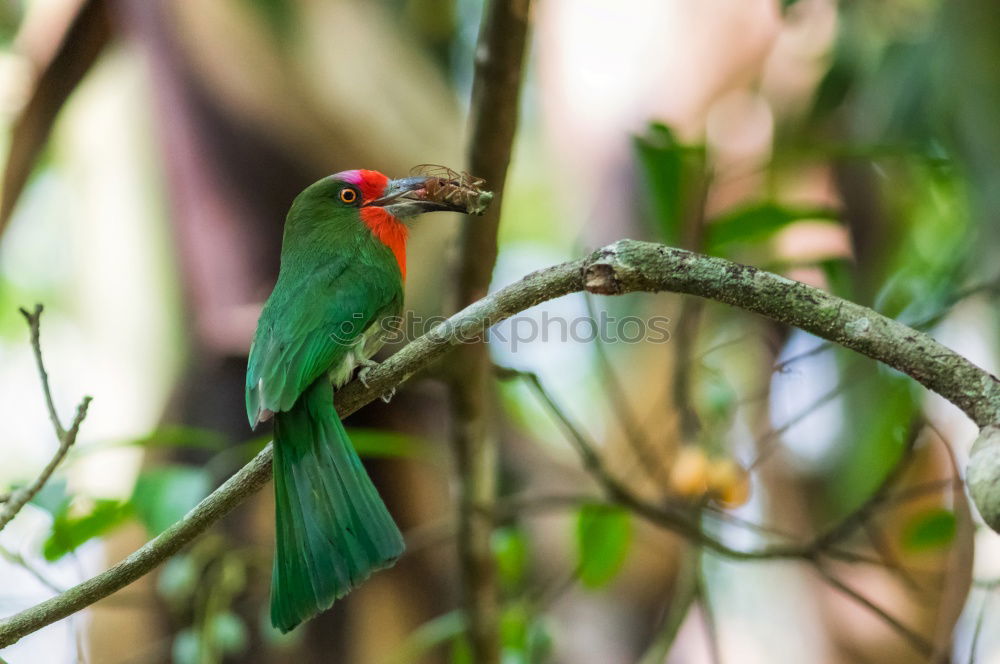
[246,168,486,632]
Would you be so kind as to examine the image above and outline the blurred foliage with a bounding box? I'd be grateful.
[43,498,130,561]
[132,466,213,536]
[492,526,529,592]
[704,202,837,255]
[574,504,632,589]
[633,123,706,248]
[902,508,957,553]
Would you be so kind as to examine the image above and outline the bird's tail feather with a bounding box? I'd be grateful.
[270,378,404,633]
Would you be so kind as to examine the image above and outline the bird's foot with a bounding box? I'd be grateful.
[356,358,380,388]
[357,359,395,402]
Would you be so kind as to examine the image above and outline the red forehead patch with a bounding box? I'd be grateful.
[336,169,389,204]
[335,169,408,279]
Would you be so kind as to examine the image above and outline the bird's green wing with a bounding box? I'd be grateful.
[246,258,401,426]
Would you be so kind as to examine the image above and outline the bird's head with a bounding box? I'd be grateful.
[287,168,491,279]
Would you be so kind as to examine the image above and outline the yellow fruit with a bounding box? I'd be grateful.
[669,447,710,497]
[707,458,751,507]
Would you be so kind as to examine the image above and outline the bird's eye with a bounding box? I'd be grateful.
[339,188,359,205]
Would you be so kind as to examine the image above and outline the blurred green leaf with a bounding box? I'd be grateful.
[132,466,213,536]
[128,426,228,452]
[346,428,427,458]
[28,477,70,515]
[706,203,838,254]
[383,610,465,664]
[492,526,529,591]
[172,629,199,664]
[827,363,920,514]
[500,602,530,660]
[633,123,706,246]
[209,611,249,655]
[241,0,296,41]
[43,498,131,561]
[526,618,554,663]
[157,554,200,604]
[901,509,957,553]
[575,504,632,589]
[451,634,473,664]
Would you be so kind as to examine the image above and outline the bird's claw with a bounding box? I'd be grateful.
[356,358,379,388]
[357,359,394,402]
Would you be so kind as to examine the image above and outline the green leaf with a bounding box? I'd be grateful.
[383,611,466,664]
[492,527,529,590]
[131,466,213,536]
[633,123,706,246]
[29,478,70,515]
[172,629,200,664]
[346,428,426,458]
[43,499,132,561]
[157,554,200,603]
[706,203,838,253]
[500,602,530,658]
[209,611,248,655]
[575,505,632,589]
[128,426,228,452]
[901,509,957,553]
[451,634,473,664]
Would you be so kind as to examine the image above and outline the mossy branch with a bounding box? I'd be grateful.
[1,239,998,648]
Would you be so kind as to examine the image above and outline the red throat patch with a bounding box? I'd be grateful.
[360,207,408,279]
[339,169,409,279]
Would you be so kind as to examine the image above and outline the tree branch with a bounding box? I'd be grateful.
[2,239,998,647]
[0,306,92,534]
[448,1,532,661]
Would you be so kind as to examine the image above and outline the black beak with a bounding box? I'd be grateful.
[366,176,492,217]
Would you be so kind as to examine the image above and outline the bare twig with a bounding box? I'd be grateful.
[2,240,999,647]
[582,293,668,485]
[697,559,723,664]
[815,563,933,657]
[0,306,92,534]
[0,544,64,594]
[967,591,990,664]
[636,548,699,664]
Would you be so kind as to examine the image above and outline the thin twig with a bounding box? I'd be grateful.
[772,276,1000,375]
[21,304,67,437]
[636,548,699,664]
[967,591,990,664]
[749,361,868,470]
[0,544,64,594]
[815,563,933,657]
[582,293,668,485]
[697,559,723,664]
[0,306,92,533]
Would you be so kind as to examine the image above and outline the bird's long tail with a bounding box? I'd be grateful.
[270,378,404,633]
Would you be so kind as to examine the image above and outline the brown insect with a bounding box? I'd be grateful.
[410,164,494,215]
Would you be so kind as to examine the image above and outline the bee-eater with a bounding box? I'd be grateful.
[246,169,482,632]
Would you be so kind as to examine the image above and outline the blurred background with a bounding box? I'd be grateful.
[0,0,999,662]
